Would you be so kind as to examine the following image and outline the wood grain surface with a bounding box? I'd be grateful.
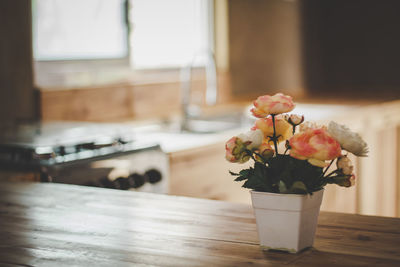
[0,182,400,266]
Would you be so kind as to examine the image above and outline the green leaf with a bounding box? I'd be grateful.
[239,169,251,177]
[289,181,308,194]
[238,163,273,192]
[229,170,239,176]
[234,175,247,182]
[278,180,288,193]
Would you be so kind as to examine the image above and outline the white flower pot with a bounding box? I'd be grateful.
[250,189,324,253]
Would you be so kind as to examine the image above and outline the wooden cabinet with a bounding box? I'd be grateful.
[169,142,252,203]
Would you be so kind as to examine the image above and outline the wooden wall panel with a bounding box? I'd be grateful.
[379,127,398,217]
[0,0,37,127]
[40,85,134,122]
[131,82,181,120]
[39,70,233,122]
[228,0,304,98]
[397,126,400,217]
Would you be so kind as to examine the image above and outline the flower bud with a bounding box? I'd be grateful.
[285,140,290,150]
[334,174,356,187]
[336,155,354,175]
[286,114,304,126]
[259,143,274,159]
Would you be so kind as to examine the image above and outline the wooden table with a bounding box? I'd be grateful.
[1,183,400,266]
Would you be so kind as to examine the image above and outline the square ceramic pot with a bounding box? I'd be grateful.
[250,189,324,253]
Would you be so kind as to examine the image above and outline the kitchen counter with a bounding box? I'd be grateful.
[1,182,400,266]
[128,102,357,153]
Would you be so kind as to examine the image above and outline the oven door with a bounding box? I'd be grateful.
[45,148,169,194]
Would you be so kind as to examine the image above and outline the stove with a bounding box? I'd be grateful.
[0,122,169,193]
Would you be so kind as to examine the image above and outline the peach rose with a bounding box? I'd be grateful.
[299,121,319,132]
[252,115,292,144]
[251,93,295,118]
[289,128,342,167]
[225,137,249,163]
[225,130,263,163]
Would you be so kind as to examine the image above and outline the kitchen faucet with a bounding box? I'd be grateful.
[180,50,218,131]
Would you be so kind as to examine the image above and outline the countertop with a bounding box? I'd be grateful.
[1,182,400,266]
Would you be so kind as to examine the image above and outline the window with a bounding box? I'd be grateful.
[32,0,213,87]
[130,0,213,69]
[33,0,129,61]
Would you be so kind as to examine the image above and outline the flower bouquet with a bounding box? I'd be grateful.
[225,93,368,252]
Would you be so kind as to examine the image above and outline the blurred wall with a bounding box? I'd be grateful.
[301,0,400,98]
[228,0,400,100]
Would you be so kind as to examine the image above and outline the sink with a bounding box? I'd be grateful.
[181,111,253,134]
[182,119,240,134]
[130,111,253,153]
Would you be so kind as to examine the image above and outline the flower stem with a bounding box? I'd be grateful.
[245,149,257,163]
[271,114,279,155]
[283,147,289,155]
[322,159,335,178]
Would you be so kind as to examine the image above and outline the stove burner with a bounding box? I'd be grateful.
[0,121,158,168]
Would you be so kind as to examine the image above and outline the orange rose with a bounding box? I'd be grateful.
[251,93,295,118]
[252,115,292,144]
[289,128,342,167]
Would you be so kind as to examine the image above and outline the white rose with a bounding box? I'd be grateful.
[327,121,368,157]
[238,129,263,150]
[336,155,354,175]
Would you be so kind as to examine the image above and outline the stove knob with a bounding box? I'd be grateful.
[57,146,66,156]
[145,169,162,184]
[84,181,99,187]
[99,177,115,189]
[113,177,130,190]
[40,170,52,183]
[128,173,146,188]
